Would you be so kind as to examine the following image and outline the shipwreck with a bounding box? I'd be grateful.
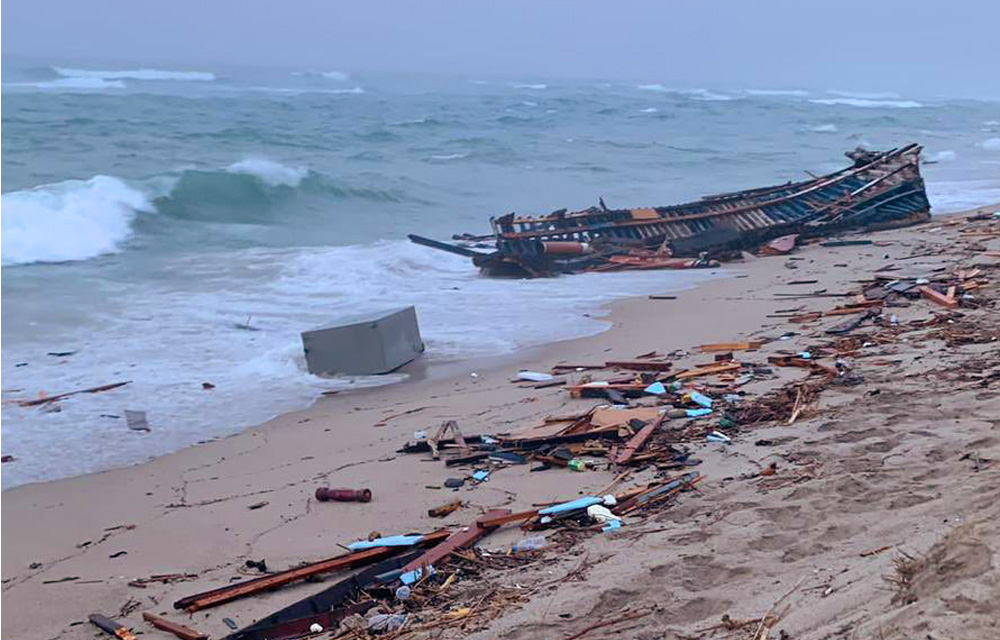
[409,144,931,277]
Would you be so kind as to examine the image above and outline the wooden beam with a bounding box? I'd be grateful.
[698,341,764,352]
[142,614,207,640]
[919,285,958,309]
[604,360,673,372]
[400,510,511,575]
[613,418,661,465]
[673,362,742,380]
[174,530,450,612]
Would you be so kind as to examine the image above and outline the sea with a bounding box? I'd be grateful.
[3,63,999,487]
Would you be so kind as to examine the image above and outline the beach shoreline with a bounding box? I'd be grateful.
[3,204,999,640]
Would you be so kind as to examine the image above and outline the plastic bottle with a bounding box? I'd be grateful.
[568,459,588,471]
[512,535,548,552]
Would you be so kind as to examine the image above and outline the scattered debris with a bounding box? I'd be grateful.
[315,487,373,503]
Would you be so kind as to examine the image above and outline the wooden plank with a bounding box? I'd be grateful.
[919,285,958,309]
[401,510,511,575]
[698,341,764,352]
[673,362,742,380]
[174,530,450,612]
[613,418,661,465]
[604,360,672,372]
[142,613,207,640]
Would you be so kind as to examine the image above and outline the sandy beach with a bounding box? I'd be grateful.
[3,204,999,640]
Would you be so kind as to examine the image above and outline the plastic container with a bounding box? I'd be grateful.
[512,535,548,552]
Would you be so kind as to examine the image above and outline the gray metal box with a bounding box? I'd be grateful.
[301,306,424,376]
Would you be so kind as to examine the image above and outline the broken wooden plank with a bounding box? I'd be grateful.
[142,613,208,640]
[400,510,512,577]
[919,285,958,309]
[613,418,661,465]
[604,360,672,372]
[698,341,764,352]
[174,530,450,612]
[20,381,131,407]
[673,362,742,380]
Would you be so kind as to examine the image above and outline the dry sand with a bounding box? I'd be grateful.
[3,205,1000,640]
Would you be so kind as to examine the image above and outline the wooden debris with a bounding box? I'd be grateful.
[19,381,131,407]
[141,613,207,640]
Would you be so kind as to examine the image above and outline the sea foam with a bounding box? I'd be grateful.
[18,77,126,90]
[226,158,309,187]
[979,138,1000,151]
[53,67,216,81]
[1,176,154,265]
[810,98,922,108]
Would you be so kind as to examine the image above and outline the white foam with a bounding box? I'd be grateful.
[828,90,901,99]
[928,150,957,163]
[927,179,1000,213]
[53,67,216,81]
[292,70,350,81]
[511,83,547,89]
[521,101,538,107]
[428,153,468,161]
[1,240,723,486]
[746,89,809,96]
[243,85,364,95]
[1,176,154,265]
[16,77,126,90]
[809,123,838,133]
[809,98,922,108]
[978,137,1000,151]
[640,107,659,113]
[636,85,734,101]
[226,158,309,187]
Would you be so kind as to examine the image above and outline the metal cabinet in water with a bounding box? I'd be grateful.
[301,306,424,376]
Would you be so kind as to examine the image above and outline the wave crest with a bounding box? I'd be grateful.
[1,176,153,265]
[810,98,921,108]
[226,158,308,187]
[53,66,216,81]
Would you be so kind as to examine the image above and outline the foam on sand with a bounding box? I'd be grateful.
[1,176,154,265]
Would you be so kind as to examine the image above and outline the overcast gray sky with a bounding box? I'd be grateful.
[4,0,998,97]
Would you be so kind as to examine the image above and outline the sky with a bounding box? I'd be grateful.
[3,0,999,98]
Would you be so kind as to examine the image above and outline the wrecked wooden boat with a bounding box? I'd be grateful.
[409,144,930,277]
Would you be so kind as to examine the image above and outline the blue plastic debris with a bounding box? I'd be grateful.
[399,565,435,585]
[686,408,713,418]
[472,469,491,482]
[644,382,667,395]
[538,496,602,515]
[688,391,713,408]
[348,534,425,551]
[602,519,623,533]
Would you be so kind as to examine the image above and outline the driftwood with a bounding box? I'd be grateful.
[18,381,131,407]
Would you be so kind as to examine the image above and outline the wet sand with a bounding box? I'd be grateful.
[3,205,999,640]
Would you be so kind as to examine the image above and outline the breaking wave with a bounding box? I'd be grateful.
[226,158,308,187]
[979,137,1000,151]
[637,85,735,101]
[810,98,922,108]
[1,160,413,265]
[292,70,350,81]
[1,176,154,265]
[827,90,901,99]
[52,66,216,81]
[809,123,839,133]
[511,83,547,89]
[746,89,809,96]
[16,77,126,90]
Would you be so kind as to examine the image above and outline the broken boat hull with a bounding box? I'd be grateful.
[412,144,931,277]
